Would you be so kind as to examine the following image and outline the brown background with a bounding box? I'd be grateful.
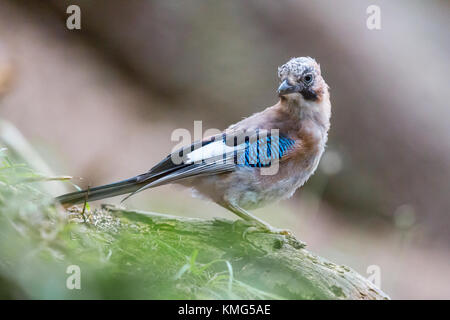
[0,0,449,299]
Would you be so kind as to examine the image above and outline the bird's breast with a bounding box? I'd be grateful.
[224,126,326,209]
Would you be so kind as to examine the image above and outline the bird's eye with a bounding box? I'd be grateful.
[303,74,313,85]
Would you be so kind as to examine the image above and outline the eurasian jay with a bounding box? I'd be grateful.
[57,57,331,233]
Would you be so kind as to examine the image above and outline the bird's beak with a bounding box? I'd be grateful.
[277,79,301,96]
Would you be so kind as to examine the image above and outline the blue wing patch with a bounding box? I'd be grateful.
[235,133,296,168]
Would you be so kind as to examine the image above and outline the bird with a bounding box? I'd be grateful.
[56,57,331,234]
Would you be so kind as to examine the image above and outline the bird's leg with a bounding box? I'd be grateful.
[225,204,292,236]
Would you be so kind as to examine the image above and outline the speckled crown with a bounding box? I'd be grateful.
[277,57,320,79]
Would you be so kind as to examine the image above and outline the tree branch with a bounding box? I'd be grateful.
[85,204,389,300]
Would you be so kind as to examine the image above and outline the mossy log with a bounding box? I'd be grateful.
[86,205,389,300]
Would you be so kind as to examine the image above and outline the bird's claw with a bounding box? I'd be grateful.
[262,225,294,237]
[275,228,293,236]
[243,221,293,238]
[242,226,259,240]
[231,218,294,241]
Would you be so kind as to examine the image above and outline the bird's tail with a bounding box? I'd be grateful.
[55,175,149,207]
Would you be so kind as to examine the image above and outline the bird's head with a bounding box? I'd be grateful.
[277,57,328,104]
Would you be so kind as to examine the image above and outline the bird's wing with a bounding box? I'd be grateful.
[122,129,296,201]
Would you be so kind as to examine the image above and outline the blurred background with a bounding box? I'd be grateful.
[0,0,448,299]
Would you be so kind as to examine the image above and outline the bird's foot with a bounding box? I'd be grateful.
[237,221,305,248]
[266,226,293,236]
[253,224,293,237]
[236,220,293,239]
